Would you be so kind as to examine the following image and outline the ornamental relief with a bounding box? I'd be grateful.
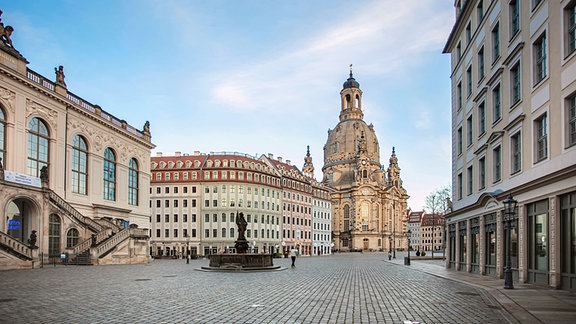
[0,86,15,113]
[26,99,58,131]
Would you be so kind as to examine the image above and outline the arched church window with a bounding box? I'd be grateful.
[128,158,139,206]
[71,135,88,195]
[27,117,50,177]
[346,94,351,108]
[103,148,116,201]
[344,205,350,218]
[355,94,360,108]
[363,170,368,178]
[66,228,79,248]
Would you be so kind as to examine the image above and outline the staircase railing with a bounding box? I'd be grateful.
[66,228,113,257]
[95,218,122,233]
[48,191,105,233]
[93,228,149,258]
[0,231,32,260]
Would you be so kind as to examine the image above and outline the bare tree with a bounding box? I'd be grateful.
[423,185,452,258]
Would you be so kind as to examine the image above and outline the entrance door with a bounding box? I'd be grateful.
[363,238,369,250]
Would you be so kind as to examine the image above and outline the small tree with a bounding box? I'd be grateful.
[423,185,452,258]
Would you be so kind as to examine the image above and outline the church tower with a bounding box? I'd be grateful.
[322,66,409,252]
[302,145,314,178]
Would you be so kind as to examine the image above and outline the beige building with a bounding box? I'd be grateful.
[150,152,283,257]
[322,69,409,252]
[443,0,576,291]
[0,14,154,269]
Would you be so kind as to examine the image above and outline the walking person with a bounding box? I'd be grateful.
[290,248,298,268]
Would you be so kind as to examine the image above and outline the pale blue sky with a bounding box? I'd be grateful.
[3,1,454,210]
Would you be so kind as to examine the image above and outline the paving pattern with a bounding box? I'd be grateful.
[0,253,511,323]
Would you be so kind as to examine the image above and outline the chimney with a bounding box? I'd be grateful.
[175,151,181,157]
[278,157,283,163]
[194,151,200,156]
[268,153,274,159]
[156,152,163,157]
[286,160,291,165]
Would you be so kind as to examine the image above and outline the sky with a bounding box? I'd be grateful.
[3,0,455,211]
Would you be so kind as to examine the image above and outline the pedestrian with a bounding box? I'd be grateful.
[290,248,298,268]
[388,251,392,260]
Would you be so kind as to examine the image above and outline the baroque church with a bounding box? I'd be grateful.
[322,68,409,252]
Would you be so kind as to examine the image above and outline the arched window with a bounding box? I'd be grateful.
[27,117,50,177]
[103,148,116,201]
[71,135,88,195]
[0,107,5,164]
[344,205,350,218]
[345,94,351,108]
[222,227,226,238]
[66,228,79,248]
[48,214,61,257]
[128,158,139,205]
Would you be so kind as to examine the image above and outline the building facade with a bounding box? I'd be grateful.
[150,152,282,257]
[407,210,423,251]
[443,0,576,291]
[0,13,154,270]
[322,69,409,252]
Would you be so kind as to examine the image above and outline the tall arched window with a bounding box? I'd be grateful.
[66,228,79,248]
[103,148,116,201]
[71,135,88,195]
[128,158,138,205]
[48,214,61,257]
[0,107,5,164]
[27,117,50,177]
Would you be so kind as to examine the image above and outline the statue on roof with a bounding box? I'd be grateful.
[0,10,14,48]
[55,65,66,87]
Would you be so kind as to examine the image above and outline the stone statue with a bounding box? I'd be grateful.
[234,212,249,253]
[0,11,14,48]
[55,65,66,87]
[40,165,48,183]
[28,230,37,248]
[143,121,150,134]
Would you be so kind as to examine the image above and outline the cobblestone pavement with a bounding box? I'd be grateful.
[0,253,512,324]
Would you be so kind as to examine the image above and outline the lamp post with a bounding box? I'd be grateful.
[406,229,412,265]
[185,234,190,264]
[388,235,392,260]
[503,194,517,290]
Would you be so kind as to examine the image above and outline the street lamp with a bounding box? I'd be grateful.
[406,229,412,265]
[388,235,392,260]
[185,234,190,264]
[503,194,517,290]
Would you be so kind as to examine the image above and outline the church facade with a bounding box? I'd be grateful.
[322,69,409,252]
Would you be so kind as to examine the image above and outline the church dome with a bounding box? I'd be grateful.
[342,73,360,89]
[324,119,380,167]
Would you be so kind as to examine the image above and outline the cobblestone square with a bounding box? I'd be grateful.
[0,253,513,323]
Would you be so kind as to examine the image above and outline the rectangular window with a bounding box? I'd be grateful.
[568,95,576,147]
[205,229,209,238]
[479,157,486,190]
[477,0,484,21]
[492,23,500,61]
[511,132,522,174]
[165,229,169,238]
[466,22,472,44]
[566,2,576,57]
[204,200,209,207]
[165,214,169,222]
[457,82,463,110]
[493,146,502,182]
[156,214,160,222]
[478,47,485,80]
[467,66,473,97]
[535,114,548,162]
[534,34,547,84]
[192,229,197,237]
[183,214,188,222]
[457,42,462,59]
[467,166,473,196]
[156,229,160,238]
[183,200,188,207]
[174,214,178,222]
[510,0,520,37]
[213,229,217,238]
[173,229,178,238]
[478,102,486,136]
[457,127,463,155]
[165,200,169,208]
[457,173,463,200]
[510,62,521,105]
[174,200,178,208]
[467,115,473,147]
[493,84,502,122]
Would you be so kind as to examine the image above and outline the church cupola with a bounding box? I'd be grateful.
[339,64,364,121]
[302,145,315,178]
